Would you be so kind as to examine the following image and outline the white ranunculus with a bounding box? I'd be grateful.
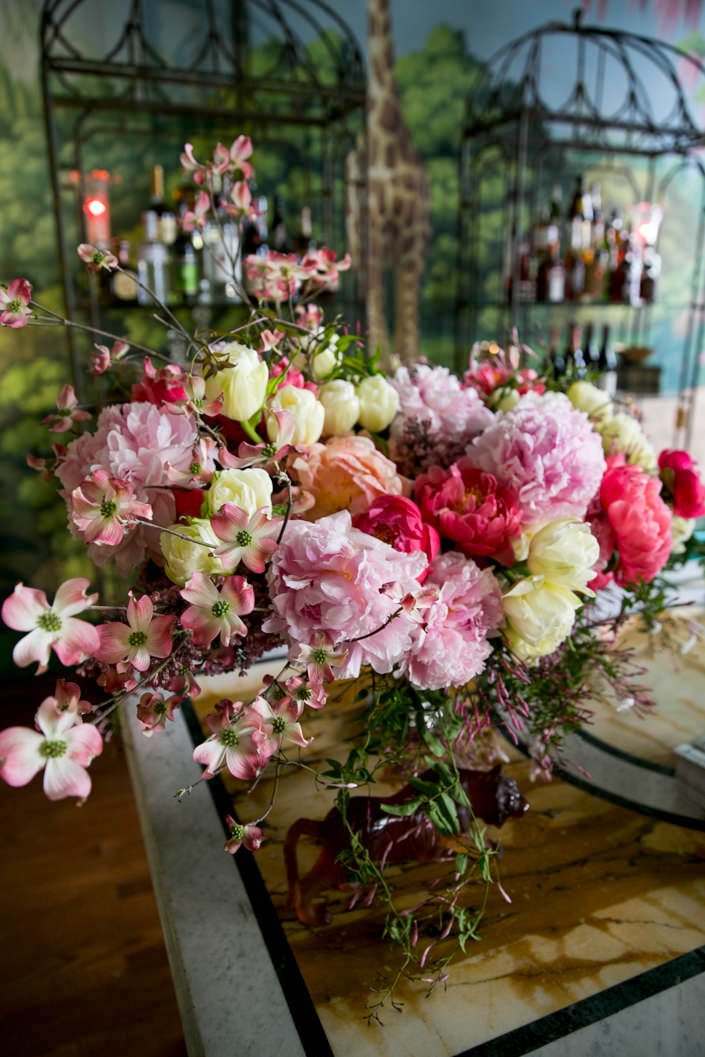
[527,519,600,594]
[319,379,360,436]
[205,467,273,517]
[266,385,325,446]
[567,380,613,423]
[503,578,581,663]
[160,519,221,586]
[598,412,657,471]
[204,342,268,423]
[355,374,400,432]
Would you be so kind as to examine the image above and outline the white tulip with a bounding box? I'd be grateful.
[205,467,273,517]
[355,375,400,432]
[204,342,268,423]
[319,379,360,436]
[267,385,325,446]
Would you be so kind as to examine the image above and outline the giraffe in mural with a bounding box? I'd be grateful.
[346,0,430,365]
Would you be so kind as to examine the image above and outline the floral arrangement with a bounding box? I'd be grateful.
[2,136,705,1012]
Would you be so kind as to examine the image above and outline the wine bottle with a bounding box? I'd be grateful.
[565,321,586,377]
[136,210,170,306]
[202,173,242,303]
[293,206,316,259]
[148,165,177,247]
[270,194,290,254]
[583,321,600,371]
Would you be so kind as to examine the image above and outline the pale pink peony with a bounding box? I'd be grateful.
[468,391,605,524]
[600,454,672,585]
[289,435,405,521]
[0,696,102,800]
[55,402,198,495]
[389,363,495,472]
[398,552,505,691]
[264,510,426,678]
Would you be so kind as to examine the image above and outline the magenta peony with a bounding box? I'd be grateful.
[415,458,522,564]
[468,391,605,524]
[600,455,672,585]
[263,510,426,678]
[352,495,440,581]
[289,434,405,520]
[658,449,705,519]
[398,552,505,691]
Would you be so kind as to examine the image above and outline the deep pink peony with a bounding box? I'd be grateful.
[131,358,188,405]
[464,362,545,399]
[398,552,505,691]
[600,455,672,586]
[263,510,426,679]
[414,458,522,564]
[352,495,439,582]
[468,391,605,524]
[289,435,405,521]
[269,357,318,395]
[658,449,705,519]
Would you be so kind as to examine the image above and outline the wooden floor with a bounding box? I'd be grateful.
[0,673,187,1057]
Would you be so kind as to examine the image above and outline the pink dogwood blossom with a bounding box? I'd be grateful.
[193,700,267,780]
[77,243,118,272]
[136,692,180,737]
[0,278,33,328]
[42,385,92,433]
[295,635,348,686]
[224,815,263,854]
[179,572,254,647]
[181,190,210,232]
[249,694,311,753]
[96,593,174,672]
[219,409,295,471]
[71,469,153,546]
[91,339,129,374]
[211,504,281,573]
[2,579,100,673]
[0,695,102,800]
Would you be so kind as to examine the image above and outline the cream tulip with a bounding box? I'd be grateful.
[355,374,400,432]
[205,468,273,517]
[319,379,360,436]
[526,519,599,594]
[160,520,222,586]
[204,342,268,423]
[266,385,325,446]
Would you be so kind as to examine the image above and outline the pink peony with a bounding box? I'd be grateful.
[397,552,505,691]
[389,363,495,473]
[264,510,426,679]
[415,459,522,563]
[352,495,440,582]
[464,362,545,400]
[131,358,188,405]
[468,391,605,524]
[599,455,672,585]
[289,435,405,521]
[658,449,705,519]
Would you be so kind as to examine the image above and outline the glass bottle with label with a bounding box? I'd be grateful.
[111,239,139,304]
[597,324,618,396]
[137,210,170,306]
[202,174,242,303]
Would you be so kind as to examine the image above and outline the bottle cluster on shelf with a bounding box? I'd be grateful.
[546,320,619,396]
[96,165,318,309]
[507,176,662,307]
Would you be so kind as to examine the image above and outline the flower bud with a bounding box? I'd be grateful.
[526,519,599,594]
[204,342,268,422]
[599,412,656,471]
[319,379,360,436]
[355,375,400,432]
[205,467,273,517]
[670,514,696,554]
[312,342,340,380]
[266,385,324,446]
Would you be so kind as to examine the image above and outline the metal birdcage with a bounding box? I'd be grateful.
[40,0,366,388]
[455,9,705,448]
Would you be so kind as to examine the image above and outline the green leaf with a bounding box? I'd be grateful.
[455,852,468,876]
[381,799,422,817]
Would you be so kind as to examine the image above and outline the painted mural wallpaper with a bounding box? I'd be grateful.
[1,0,705,671]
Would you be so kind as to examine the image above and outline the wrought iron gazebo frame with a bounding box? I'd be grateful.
[40,0,367,389]
[455,9,705,448]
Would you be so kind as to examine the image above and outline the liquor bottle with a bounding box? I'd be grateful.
[147,165,177,247]
[110,239,139,304]
[583,322,600,371]
[293,206,316,259]
[596,324,618,396]
[136,210,170,306]
[202,173,242,303]
[536,242,565,303]
[565,321,586,377]
[624,230,643,307]
[270,194,290,254]
[546,323,562,377]
[640,244,661,304]
[172,229,199,305]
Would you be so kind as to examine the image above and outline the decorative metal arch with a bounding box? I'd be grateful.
[40,0,366,390]
[455,9,705,449]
